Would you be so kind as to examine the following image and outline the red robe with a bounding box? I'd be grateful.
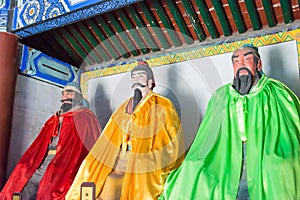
[0,108,101,200]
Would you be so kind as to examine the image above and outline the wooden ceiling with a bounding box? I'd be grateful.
[19,0,300,70]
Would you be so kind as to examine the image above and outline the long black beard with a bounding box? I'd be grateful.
[232,67,253,95]
[132,88,142,111]
[59,98,81,113]
[60,103,73,113]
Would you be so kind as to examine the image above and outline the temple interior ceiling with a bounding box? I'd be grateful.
[13,0,300,69]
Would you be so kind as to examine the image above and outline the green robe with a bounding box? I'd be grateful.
[160,75,300,200]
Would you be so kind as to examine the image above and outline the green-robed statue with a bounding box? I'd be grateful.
[159,44,300,200]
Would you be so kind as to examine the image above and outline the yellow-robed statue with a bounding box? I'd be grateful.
[66,61,185,200]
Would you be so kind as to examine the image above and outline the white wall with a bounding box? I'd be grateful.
[6,75,61,177]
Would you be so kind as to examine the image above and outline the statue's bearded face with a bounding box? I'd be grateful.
[61,89,77,103]
[60,89,81,112]
[131,70,149,89]
[231,49,262,95]
[232,49,260,77]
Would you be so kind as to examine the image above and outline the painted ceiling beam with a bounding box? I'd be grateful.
[137,2,171,49]
[151,1,182,47]
[212,0,232,36]
[75,21,111,62]
[104,12,140,57]
[36,35,63,61]
[10,0,142,38]
[166,0,194,45]
[126,6,160,52]
[67,25,103,64]
[94,15,130,59]
[58,28,93,65]
[84,19,120,60]
[116,9,150,54]
[39,34,78,66]
[227,0,247,33]
[50,31,83,65]
[280,0,293,23]
[262,0,277,27]
[181,0,206,41]
[195,0,219,39]
[244,0,262,30]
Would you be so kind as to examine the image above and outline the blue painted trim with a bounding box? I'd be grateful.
[0,0,10,29]
[18,1,45,29]
[63,0,107,10]
[32,52,76,86]
[0,0,10,9]
[19,45,29,72]
[19,45,78,86]
[11,0,142,38]
[0,12,8,19]
[12,6,18,31]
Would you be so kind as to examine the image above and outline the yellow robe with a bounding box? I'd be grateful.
[66,91,185,200]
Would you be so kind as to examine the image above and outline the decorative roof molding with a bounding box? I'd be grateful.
[10,0,141,37]
[0,0,10,31]
[19,45,78,86]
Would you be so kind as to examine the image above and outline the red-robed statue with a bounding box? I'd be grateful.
[0,82,101,200]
